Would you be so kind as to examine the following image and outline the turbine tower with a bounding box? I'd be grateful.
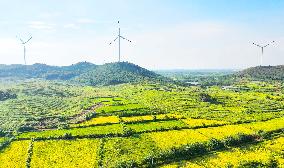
[252,41,275,66]
[17,35,32,65]
[109,21,132,62]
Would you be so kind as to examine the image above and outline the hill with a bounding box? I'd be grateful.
[237,65,284,81]
[0,62,96,80]
[189,65,284,86]
[0,62,170,85]
[43,62,97,80]
[74,62,169,85]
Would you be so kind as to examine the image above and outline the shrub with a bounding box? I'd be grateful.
[18,126,35,133]
[207,138,224,150]
[62,133,73,139]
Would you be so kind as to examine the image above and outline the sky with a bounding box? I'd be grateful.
[0,0,283,69]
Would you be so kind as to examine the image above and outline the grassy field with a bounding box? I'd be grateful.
[0,79,283,167]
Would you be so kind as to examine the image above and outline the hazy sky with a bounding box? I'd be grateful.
[0,0,283,69]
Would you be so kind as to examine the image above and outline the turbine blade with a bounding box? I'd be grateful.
[20,38,25,44]
[120,36,132,42]
[264,41,275,48]
[24,36,32,44]
[252,43,261,48]
[17,36,25,44]
[109,36,119,45]
[263,44,270,48]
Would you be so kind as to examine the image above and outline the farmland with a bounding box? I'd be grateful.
[2,0,284,166]
[0,75,284,167]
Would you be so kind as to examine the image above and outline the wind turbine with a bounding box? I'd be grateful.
[17,35,32,65]
[252,41,275,66]
[109,21,132,62]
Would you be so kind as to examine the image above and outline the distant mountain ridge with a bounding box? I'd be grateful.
[0,62,96,80]
[0,62,170,85]
[237,65,284,81]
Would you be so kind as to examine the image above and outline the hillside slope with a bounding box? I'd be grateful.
[237,65,284,81]
[0,62,96,80]
[74,62,169,85]
[0,62,170,85]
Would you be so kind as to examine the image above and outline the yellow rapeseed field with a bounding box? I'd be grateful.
[71,115,120,127]
[146,129,209,150]
[30,139,100,168]
[181,118,228,128]
[0,140,30,168]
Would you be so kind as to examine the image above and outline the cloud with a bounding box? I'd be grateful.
[39,12,61,19]
[63,23,80,29]
[28,21,56,30]
[77,18,95,24]
[62,18,96,30]
[0,20,8,25]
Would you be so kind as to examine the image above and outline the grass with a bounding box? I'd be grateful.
[18,124,124,139]
[126,120,187,133]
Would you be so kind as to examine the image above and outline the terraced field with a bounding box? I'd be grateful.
[2,116,284,167]
[161,136,284,168]
[0,80,284,167]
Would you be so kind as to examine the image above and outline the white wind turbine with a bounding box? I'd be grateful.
[252,41,275,66]
[17,35,32,65]
[109,21,132,62]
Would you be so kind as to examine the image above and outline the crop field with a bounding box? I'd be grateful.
[161,136,284,168]
[0,79,284,167]
[0,140,30,168]
[30,139,100,168]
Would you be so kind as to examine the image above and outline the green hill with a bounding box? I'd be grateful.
[0,62,96,80]
[43,62,97,80]
[0,62,170,85]
[74,62,169,85]
[237,65,284,81]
